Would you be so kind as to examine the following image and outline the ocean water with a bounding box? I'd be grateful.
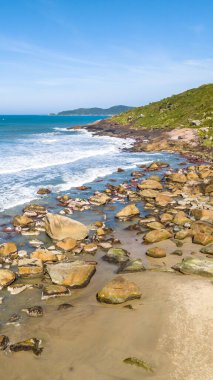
[0,115,180,213]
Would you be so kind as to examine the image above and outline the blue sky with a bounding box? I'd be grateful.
[0,0,212,114]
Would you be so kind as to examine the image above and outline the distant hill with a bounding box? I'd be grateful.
[57,105,133,116]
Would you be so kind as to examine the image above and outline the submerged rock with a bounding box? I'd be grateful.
[146,247,166,258]
[42,285,71,300]
[10,338,43,356]
[0,335,9,351]
[123,357,153,373]
[22,306,43,317]
[46,260,96,288]
[97,276,141,304]
[37,188,51,195]
[57,303,73,310]
[118,259,145,273]
[115,204,140,220]
[173,257,213,276]
[103,248,130,264]
[0,269,16,288]
[143,229,172,243]
[44,213,89,241]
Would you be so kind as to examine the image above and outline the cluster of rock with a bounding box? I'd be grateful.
[0,160,212,355]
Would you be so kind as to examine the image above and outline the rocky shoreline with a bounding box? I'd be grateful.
[0,152,213,378]
[74,118,213,162]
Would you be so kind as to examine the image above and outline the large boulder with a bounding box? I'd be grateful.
[191,221,213,235]
[155,194,172,207]
[0,269,16,288]
[46,260,96,288]
[193,233,213,246]
[191,209,213,224]
[44,213,89,241]
[173,257,213,277]
[167,173,187,183]
[97,276,142,304]
[115,204,140,220]
[12,215,33,227]
[173,211,191,226]
[144,229,172,243]
[0,242,17,257]
[137,179,162,190]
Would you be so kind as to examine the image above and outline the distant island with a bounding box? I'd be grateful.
[51,105,134,116]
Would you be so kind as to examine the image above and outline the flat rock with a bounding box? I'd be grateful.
[89,193,110,205]
[24,204,47,214]
[0,269,16,288]
[139,189,158,198]
[46,260,96,288]
[42,285,71,300]
[97,276,142,304]
[44,213,89,241]
[173,257,213,277]
[31,249,65,262]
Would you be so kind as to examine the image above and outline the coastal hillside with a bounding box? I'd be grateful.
[111,84,213,133]
[57,105,133,116]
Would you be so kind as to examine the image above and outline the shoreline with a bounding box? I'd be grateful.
[0,123,212,379]
[72,118,213,163]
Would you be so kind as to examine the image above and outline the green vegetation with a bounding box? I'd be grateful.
[57,105,133,116]
[111,84,213,145]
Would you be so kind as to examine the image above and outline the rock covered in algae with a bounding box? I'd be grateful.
[10,338,43,356]
[123,357,153,373]
[97,276,141,304]
[173,257,213,277]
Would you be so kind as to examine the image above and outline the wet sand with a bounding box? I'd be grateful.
[1,227,213,380]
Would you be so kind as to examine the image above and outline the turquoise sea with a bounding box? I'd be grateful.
[0,115,182,214]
